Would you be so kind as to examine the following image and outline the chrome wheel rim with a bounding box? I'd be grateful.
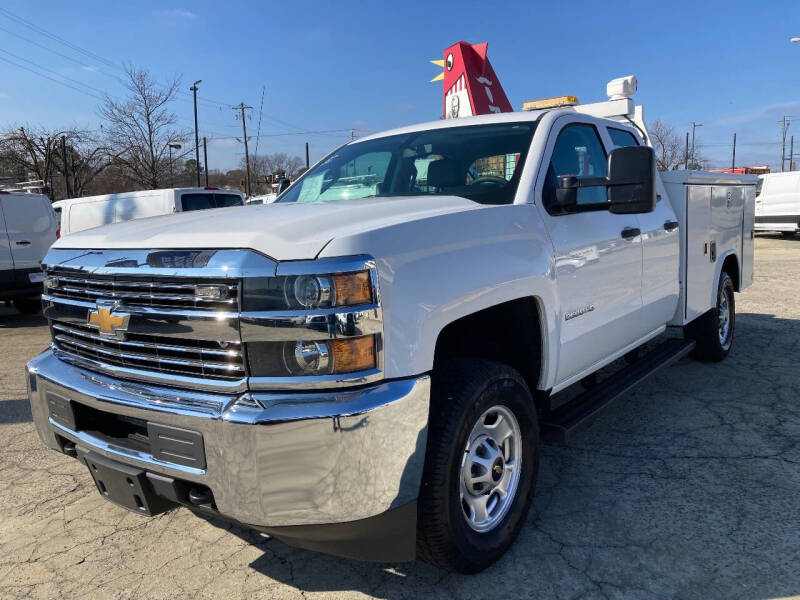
[718,286,732,350]
[459,405,522,533]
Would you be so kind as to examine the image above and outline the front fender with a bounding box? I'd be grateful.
[320,204,558,387]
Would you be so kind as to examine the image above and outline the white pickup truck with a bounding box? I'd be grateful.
[27,77,755,573]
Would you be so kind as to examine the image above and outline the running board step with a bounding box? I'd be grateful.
[541,338,696,443]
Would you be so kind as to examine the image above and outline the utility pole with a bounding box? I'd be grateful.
[305,142,310,170]
[791,135,795,171]
[203,137,209,186]
[190,80,202,186]
[684,132,689,170]
[690,121,703,168]
[60,135,72,198]
[233,102,253,196]
[781,116,790,172]
[731,133,736,171]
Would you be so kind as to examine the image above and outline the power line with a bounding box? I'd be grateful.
[0,8,119,70]
[0,7,234,111]
[0,46,119,100]
[205,129,373,141]
[0,54,104,101]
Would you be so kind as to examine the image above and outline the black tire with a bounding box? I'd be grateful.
[685,271,735,362]
[12,296,42,315]
[416,359,539,573]
[781,231,797,238]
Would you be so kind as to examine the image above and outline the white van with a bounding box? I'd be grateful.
[53,187,245,236]
[0,191,58,313]
[754,172,800,236]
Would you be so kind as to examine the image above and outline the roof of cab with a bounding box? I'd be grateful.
[354,109,548,144]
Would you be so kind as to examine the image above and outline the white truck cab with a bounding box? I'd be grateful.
[53,187,245,236]
[27,77,754,573]
[0,191,58,313]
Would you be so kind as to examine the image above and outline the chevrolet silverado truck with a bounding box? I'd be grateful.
[27,77,755,573]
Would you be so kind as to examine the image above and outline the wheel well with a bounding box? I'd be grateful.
[433,297,545,405]
[721,254,740,290]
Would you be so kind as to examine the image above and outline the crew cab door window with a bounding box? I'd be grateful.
[608,128,640,148]
[545,124,607,207]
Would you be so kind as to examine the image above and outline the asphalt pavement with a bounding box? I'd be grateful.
[1,234,799,599]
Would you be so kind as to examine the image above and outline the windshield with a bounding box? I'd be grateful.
[278,122,536,206]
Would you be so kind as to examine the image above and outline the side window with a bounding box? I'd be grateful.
[546,124,608,207]
[608,127,640,148]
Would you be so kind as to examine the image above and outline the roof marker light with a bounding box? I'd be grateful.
[522,96,579,111]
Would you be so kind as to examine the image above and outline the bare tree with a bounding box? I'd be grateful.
[99,65,189,189]
[67,134,114,196]
[241,152,304,194]
[648,119,708,171]
[0,126,66,187]
[0,126,111,198]
[649,120,684,172]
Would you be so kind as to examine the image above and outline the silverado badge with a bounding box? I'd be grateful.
[87,301,130,337]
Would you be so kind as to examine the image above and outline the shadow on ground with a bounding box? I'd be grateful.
[0,398,32,424]
[0,308,47,329]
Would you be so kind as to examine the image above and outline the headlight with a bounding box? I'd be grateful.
[248,335,377,376]
[243,271,373,311]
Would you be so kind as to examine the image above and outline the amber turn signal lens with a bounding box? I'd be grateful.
[332,271,372,306]
[331,336,376,373]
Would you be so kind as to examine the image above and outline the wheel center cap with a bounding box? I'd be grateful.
[491,458,504,482]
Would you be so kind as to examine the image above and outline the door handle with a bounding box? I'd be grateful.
[620,227,640,239]
[15,240,31,246]
[664,220,679,232]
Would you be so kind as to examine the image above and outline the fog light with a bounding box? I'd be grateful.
[196,284,228,299]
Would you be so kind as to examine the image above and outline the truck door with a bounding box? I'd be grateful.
[1,194,56,271]
[0,197,14,287]
[604,126,680,332]
[537,119,644,385]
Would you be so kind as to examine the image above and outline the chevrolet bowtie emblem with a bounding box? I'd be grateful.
[87,301,130,337]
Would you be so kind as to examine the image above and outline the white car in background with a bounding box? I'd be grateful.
[246,193,277,205]
[0,190,58,313]
[754,172,800,236]
[53,187,245,236]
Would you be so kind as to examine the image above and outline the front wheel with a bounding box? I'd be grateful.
[686,271,735,362]
[416,359,539,573]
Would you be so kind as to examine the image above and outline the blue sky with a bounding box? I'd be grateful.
[1,0,799,171]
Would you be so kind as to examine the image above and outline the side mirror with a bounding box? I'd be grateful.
[551,146,656,215]
[606,146,656,214]
[554,176,578,209]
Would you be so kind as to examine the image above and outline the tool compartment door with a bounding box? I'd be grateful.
[685,185,714,323]
[741,185,755,289]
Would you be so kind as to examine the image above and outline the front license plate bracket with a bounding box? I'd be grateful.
[78,448,174,516]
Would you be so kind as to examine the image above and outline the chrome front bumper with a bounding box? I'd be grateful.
[27,350,430,528]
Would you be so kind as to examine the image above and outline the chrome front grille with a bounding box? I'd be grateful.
[45,272,239,312]
[51,321,244,381]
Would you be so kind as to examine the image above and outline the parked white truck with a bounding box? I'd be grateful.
[26,77,755,573]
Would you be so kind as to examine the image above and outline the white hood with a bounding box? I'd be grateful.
[53,196,484,261]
